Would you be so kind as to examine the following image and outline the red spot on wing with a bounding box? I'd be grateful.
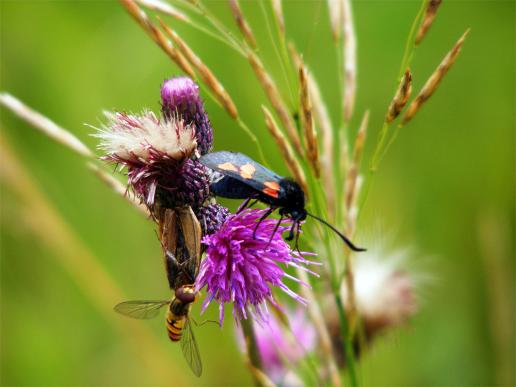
[262,187,279,198]
[262,181,280,198]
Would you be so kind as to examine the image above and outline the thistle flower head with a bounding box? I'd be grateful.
[161,76,213,155]
[196,209,318,325]
[94,111,210,208]
[96,110,196,163]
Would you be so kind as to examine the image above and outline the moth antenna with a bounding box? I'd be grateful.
[306,212,366,252]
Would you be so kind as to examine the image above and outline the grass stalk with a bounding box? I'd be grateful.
[258,0,296,110]
[0,93,149,216]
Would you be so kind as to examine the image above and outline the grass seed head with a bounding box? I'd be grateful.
[386,70,412,123]
[229,0,257,49]
[415,0,443,45]
[403,29,469,125]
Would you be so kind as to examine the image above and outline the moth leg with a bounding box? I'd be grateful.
[237,197,259,213]
[253,207,275,238]
[294,222,302,252]
[237,198,251,213]
[267,214,284,247]
[285,221,297,241]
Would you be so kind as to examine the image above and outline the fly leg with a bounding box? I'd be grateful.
[191,317,219,327]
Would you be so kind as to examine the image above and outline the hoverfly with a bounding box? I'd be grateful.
[115,206,204,377]
[199,151,365,252]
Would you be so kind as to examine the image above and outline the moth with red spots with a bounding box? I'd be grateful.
[199,151,365,252]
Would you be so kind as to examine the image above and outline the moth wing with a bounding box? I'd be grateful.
[114,300,169,320]
[199,151,281,195]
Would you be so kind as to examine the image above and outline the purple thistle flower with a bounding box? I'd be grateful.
[236,308,317,384]
[195,203,230,236]
[196,209,318,326]
[161,77,213,155]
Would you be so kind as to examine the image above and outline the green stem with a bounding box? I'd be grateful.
[334,292,358,387]
[260,0,296,110]
[188,0,247,57]
[364,0,428,210]
[241,316,265,387]
[187,18,244,55]
[236,118,270,168]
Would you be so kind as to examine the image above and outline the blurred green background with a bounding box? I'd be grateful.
[1,1,514,386]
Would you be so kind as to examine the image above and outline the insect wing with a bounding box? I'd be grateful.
[210,176,259,199]
[181,318,202,377]
[114,300,169,320]
[177,206,202,280]
[199,151,282,196]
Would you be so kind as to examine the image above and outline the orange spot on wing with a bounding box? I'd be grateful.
[240,163,256,179]
[218,162,239,172]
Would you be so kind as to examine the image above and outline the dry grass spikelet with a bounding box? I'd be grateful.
[247,50,303,155]
[402,29,469,125]
[346,111,368,232]
[299,64,320,178]
[160,21,239,119]
[271,0,285,37]
[135,0,189,22]
[341,0,357,123]
[415,0,443,45]
[0,93,93,158]
[386,69,412,123]
[120,0,195,79]
[262,106,308,194]
[228,0,257,49]
[327,0,341,41]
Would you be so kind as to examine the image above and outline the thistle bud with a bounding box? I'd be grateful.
[161,77,213,155]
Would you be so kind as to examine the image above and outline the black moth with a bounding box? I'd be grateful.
[199,151,365,252]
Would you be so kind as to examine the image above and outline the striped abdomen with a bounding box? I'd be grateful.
[166,309,185,342]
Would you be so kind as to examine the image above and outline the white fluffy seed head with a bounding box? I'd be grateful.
[93,110,197,162]
[343,246,418,327]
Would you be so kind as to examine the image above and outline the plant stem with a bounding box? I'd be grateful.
[334,292,359,387]
[241,316,271,387]
[369,0,427,172]
[259,0,296,110]
[237,118,270,168]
